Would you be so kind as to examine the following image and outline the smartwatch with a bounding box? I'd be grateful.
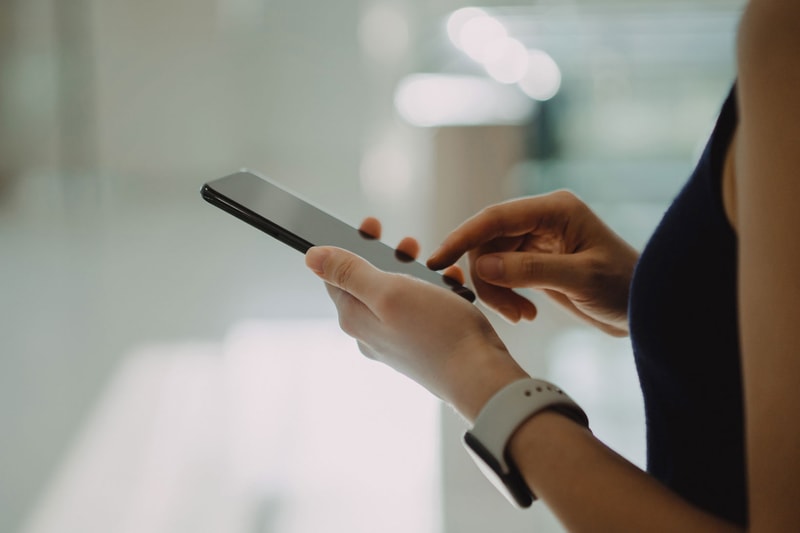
[463,377,589,508]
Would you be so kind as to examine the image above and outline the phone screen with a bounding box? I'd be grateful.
[201,170,476,302]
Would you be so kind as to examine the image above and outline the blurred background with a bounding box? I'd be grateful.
[1,0,745,532]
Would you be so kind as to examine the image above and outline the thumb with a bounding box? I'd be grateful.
[305,246,384,301]
[475,252,583,292]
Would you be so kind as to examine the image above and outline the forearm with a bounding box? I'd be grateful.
[508,411,742,533]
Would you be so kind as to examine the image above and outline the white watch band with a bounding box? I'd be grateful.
[463,377,589,508]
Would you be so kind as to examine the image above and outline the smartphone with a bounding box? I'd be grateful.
[201,170,476,302]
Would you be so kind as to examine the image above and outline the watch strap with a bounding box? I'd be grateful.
[463,378,589,507]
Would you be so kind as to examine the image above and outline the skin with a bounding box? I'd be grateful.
[426,191,639,336]
[304,1,800,529]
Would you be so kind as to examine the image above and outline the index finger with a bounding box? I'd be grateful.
[426,194,569,270]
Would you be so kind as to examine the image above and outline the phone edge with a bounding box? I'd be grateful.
[200,183,314,253]
[201,178,476,303]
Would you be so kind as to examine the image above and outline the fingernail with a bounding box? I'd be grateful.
[305,247,329,276]
[477,256,503,281]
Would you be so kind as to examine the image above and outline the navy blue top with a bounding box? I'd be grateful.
[628,84,746,526]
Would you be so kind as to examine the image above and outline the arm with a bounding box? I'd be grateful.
[306,3,800,530]
[511,2,800,531]
[507,412,740,533]
[307,245,741,531]
[734,1,800,529]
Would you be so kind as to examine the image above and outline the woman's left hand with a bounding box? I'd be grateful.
[304,219,528,422]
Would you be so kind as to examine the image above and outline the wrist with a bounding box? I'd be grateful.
[508,408,586,459]
[463,377,590,507]
[442,340,529,423]
[505,408,593,501]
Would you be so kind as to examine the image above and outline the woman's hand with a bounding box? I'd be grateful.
[427,190,639,336]
[304,218,528,422]
[357,216,466,285]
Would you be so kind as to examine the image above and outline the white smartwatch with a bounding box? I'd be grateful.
[463,377,589,508]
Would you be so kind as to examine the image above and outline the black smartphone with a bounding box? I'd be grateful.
[201,170,476,302]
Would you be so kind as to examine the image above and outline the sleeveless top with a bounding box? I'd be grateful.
[628,84,746,526]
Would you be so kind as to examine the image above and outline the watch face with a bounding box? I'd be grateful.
[463,431,533,508]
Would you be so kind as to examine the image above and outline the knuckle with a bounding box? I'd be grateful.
[520,256,546,282]
[555,189,587,215]
[582,256,608,286]
[552,188,578,203]
[333,257,356,288]
[480,205,506,237]
[481,204,500,219]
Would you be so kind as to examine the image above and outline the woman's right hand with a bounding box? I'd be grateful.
[426,190,639,337]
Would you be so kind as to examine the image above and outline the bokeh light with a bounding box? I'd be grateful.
[518,49,562,101]
[458,15,507,63]
[482,37,529,84]
[394,73,534,127]
[446,7,487,50]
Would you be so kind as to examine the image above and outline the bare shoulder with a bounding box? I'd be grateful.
[734,0,800,204]
[737,0,800,81]
[738,0,800,36]
[732,2,800,530]
[722,1,800,232]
